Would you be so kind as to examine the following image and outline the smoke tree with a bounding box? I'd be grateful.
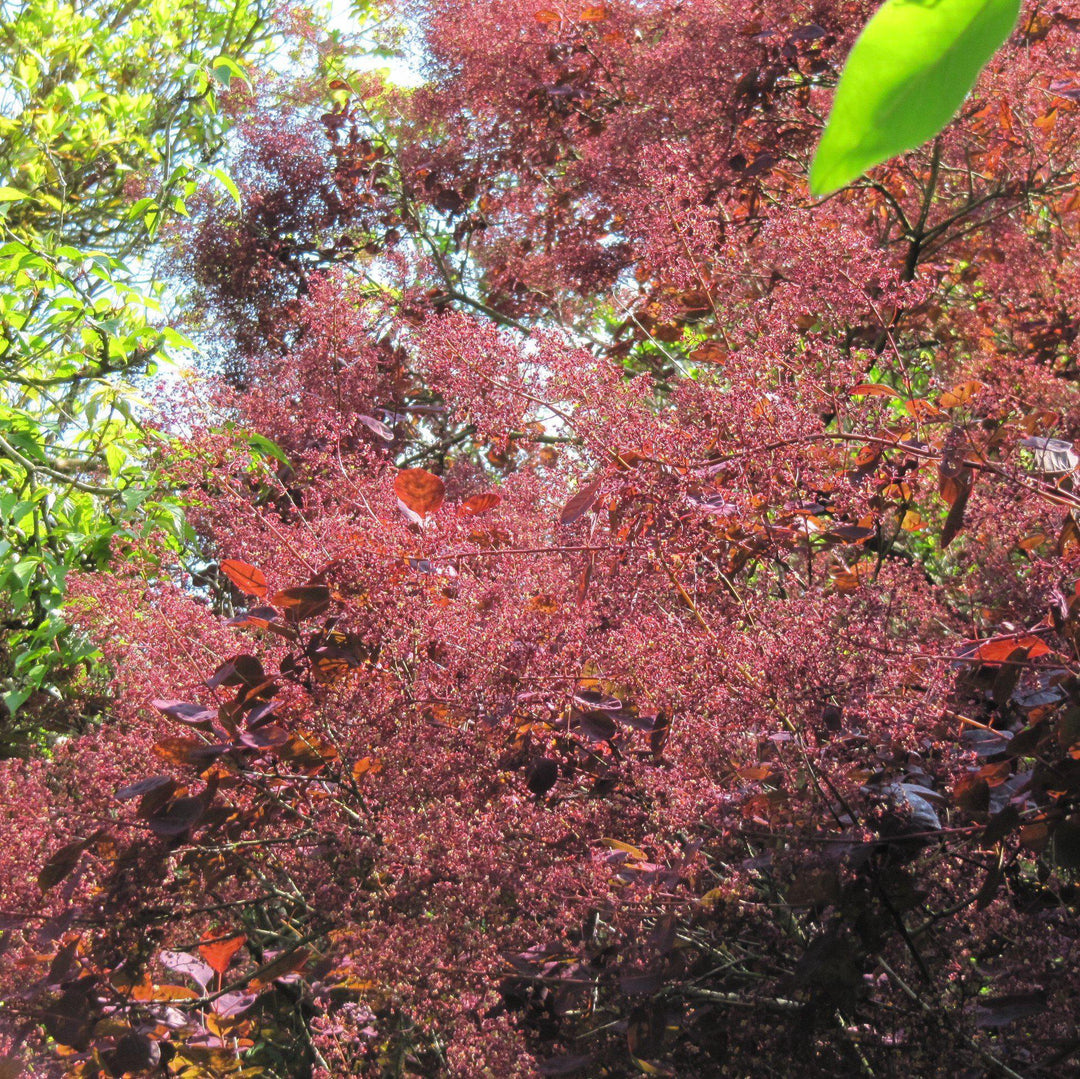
[2,0,1080,1075]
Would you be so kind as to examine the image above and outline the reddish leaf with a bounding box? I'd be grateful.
[152,737,228,769]
[226,605,280,629]
[199,932,246,978]
[850,382,899,398]
[207,654,265,689]
[220,559,268,598]
[394,468,445,517]
[560,476,602,525]
[953,774,990,815]
[973,637,1051,664]
[457,492,502,517]
[271,585,332,620]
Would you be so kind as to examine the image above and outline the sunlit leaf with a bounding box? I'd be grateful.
[810,0,1022,196]
[394,467,445,517]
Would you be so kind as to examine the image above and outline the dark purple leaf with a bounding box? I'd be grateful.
[538,1054,593,1076]
[152,700,216,726]
[975,990,1047,1028]
[116,775,175,801]
[526,757,559,795]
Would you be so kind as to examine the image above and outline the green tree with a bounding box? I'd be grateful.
[0,0,273,747]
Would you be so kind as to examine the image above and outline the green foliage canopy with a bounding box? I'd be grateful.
[0,0,272,741]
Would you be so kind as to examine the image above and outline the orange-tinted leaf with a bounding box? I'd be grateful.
[276,730,340,771]
[130,983,199,1002]
[351,756,384,782]
[1034,108,1057,134]
[534,8,560,25]
[580,6,609,21]
[249,946,310,987]
[829,562,872,593]
[737,764,776,782]
[576,557,593,604]
[905,398,947,422]
[199,933,246,978]
[850,383,899,398]
[220,560,267,598]
[1059,515,1080,556]
[152,738,227,769]
[395,468,445,517]
[939,381,985,409]
[457,492,501,517]
[612,449,644,470]
[529,593,559,614]
[852,443,882,469]
[974,637,1051,663]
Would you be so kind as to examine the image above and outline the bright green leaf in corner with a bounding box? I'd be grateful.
[809,0,1021,197]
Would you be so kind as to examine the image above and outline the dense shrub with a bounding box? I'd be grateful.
[3,2,1080,1075]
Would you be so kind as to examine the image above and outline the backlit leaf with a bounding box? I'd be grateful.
[810,0,1022,196]
[220,559,268,598]
[457,492,502,517]
[939,380,985,408]
[395,467,445,517]
[199,932,246,978]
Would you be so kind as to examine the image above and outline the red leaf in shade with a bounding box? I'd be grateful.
[560,476,601,525]
[972,636,1051,663]
[271,586,332,620]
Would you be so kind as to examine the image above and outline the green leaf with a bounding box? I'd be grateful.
[205,165,241,208]
[211,54,249,88]
[0,186,28,202]
[809,0,1021,197]
[3,687,33,716]
[245,432,291,467]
